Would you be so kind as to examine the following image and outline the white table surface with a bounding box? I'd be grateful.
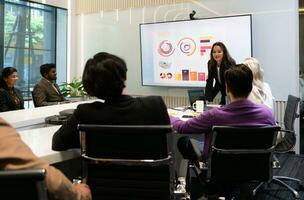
[168,108,197,121]
[0,100,101,130]
[168,104,221,120]
[0,100,102,163]
[19,125,80,164]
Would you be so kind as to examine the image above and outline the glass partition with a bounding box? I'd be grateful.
[0,0,67,108]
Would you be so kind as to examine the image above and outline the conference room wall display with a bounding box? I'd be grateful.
[140,14,252,87]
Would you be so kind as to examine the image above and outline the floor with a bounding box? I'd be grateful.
[188,153,304,200]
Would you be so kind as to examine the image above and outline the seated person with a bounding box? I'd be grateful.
[33,63,69,107]
[0,67,24,112]
[170,64,275,163]
[52,52,170,151]
[243,57,274,110]
[0,117,91,200]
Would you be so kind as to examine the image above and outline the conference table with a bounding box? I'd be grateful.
[168,104,221,119]
[0,99,102,130]
[0,100,102,164]
[19,125,78,164]
[0,100,220,165]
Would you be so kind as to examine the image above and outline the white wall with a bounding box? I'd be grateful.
[72,0,299,101]
[37,0,300,152]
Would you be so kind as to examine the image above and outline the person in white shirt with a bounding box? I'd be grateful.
[243,57,274,110]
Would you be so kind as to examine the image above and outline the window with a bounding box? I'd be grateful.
[0,0,67,108]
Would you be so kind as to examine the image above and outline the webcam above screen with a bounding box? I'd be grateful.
[140,14,252,88]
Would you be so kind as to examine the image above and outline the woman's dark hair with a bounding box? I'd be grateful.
[224,64,253,98]
[0,67,17,89]
[40,63,56,77]
[82,52,127,101]
[209,42,235,69]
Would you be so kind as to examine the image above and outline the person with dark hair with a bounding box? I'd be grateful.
[0,117,92,200]
[33,63,69,107]
[0,67,24,112]
[205,42,236,105]
[52,52,170,150]
[170,64,275,163]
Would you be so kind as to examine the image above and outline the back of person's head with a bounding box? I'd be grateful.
[243,57,266,101]
[40,63,56,77]
[209,41,235,67]
[0,67,17,89]
[224,64,253,98]
[243,57,264,82]
[82,52,127,101]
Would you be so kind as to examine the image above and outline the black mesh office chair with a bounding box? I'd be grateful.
[31,91,38,107]
[182,126,280,199]
[270,94,303,199]
[0,168,48,200]
[208,126,279,183]
[276,95,300,152]
[78,124,175,200]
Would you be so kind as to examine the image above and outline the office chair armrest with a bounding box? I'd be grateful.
[275,129,296,153]
[276,128,295,146]
[280,129,295,134]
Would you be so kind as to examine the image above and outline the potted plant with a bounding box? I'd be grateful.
[60,78,87,101]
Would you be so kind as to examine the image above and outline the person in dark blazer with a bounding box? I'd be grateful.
[205,42,236,105]
[52,52,170,151]
[0,67,24,112]
[33,63,69,107]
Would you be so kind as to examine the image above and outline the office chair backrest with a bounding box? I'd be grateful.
[275,95,300,153]
[187,89,205,108]
[0,168,48,200]
[31,91,38,107]
[79,124,171,159]
[78,124,174,200]
[207,126,280,183]
[284,95,300,131]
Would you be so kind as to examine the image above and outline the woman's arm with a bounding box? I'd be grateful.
[15,88,25,109]
[52,112,80,151]
[205,61,214,102]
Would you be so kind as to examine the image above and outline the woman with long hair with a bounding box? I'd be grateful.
[205,42,236,105]
[243,57,274,110]
[0,67,24,112]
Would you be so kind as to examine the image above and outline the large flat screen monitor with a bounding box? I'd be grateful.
[140,15,252,87]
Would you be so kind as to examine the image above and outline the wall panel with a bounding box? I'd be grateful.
[75,0,192,14]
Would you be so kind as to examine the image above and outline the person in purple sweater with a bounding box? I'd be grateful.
[170,64,275,162]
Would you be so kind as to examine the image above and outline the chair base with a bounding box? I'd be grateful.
[252,181,265,196]
[252,176,302,199]
[272,176,302,199]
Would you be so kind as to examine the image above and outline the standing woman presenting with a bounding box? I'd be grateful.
[205,42,236,105]
[0,67,24,112]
